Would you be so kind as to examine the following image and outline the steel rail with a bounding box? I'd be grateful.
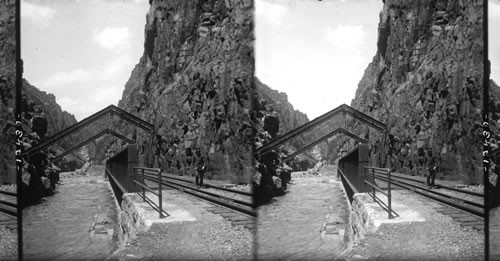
[388,172,484,197]
[0,190,17,218]
[0,205,17,218]
[375,173,484,208]
[144,173,253,207]
[161,173,253,197]
[0,190,16,197]
[142,173,255,217]
[375,174,484,217]
[375,173,484,209]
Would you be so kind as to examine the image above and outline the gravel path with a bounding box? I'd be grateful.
[108,189,254,260]
[338,190,484,260]
[490,206,500,260]
[0,225,17,260]
[0,184,17,260]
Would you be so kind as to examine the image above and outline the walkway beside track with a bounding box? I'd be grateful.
[108,187,254,260]
[23,166,119,261]
[338,188,484,260]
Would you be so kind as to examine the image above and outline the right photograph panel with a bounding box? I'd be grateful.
[254,0,485,260]
[488,0,500,260]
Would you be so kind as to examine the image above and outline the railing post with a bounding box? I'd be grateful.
[142,169,145,202]
[159,170,163,218]
[388,169,392,219]
[363,167,367,191]
[371,168,375,202]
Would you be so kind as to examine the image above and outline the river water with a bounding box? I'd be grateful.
[256,165,350,260]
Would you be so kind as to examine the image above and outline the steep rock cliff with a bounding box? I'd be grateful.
[253,78,324,204]
[0,2,16,184]
[254,78,312,156]
[110,0,254,183]
[341,0,483,184]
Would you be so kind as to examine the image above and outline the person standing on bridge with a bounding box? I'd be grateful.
[426,149,438,189]
[194,147,207,188]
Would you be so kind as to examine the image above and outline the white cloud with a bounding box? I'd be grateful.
[56,86,121,121]
[256,0,288,25]
[91,86,122,105]
[21,1,55,27]
[100,54,134,80]
[324,25,366,52]
[57,96,79,108]
[44,69,91,89]
[93,27,131,52]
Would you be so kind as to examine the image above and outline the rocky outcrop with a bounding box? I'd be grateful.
[19,80,87,205]
[22,80,79,139]
[108,0,254,184]
[254,78,312,152]
[0,2,16,185]
[337,0,483,184]
[21,80,86,172]
[253,78,321,204]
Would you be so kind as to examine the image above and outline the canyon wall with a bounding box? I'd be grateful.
[338,0,483,184]
[109,0,254,183]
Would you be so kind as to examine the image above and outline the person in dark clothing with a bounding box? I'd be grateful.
[193,148,207,188]
[426,150,437,188]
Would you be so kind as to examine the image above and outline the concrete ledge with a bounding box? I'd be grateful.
[350,192,426,241]
[118,192,197,245]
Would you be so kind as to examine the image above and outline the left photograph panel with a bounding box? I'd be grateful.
[21,0,255,260]
[0,0,18,260]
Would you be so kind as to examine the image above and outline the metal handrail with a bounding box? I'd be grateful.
[364,166,393,219]
[133,167,165,218]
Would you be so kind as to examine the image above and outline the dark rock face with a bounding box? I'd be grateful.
[341,0,483,184]
[0,2,16,184]
[21,80,85,172]
[253,78,316,204]
[254,78,316,168]
[22,80,79,140]
[110,0,254,184]
[19,80,86,205]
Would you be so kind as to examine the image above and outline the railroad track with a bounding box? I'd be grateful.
[141,172,256,231]
[0,189,17,230]
[374,172,484,231]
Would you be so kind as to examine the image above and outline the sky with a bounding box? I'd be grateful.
[20,0,499,121]
[491,0,500,84]
[21,0,149,121]
[255,0,383,119]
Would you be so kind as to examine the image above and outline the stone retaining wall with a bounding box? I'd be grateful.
[349,193,380,242]
[117,193,152,246]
